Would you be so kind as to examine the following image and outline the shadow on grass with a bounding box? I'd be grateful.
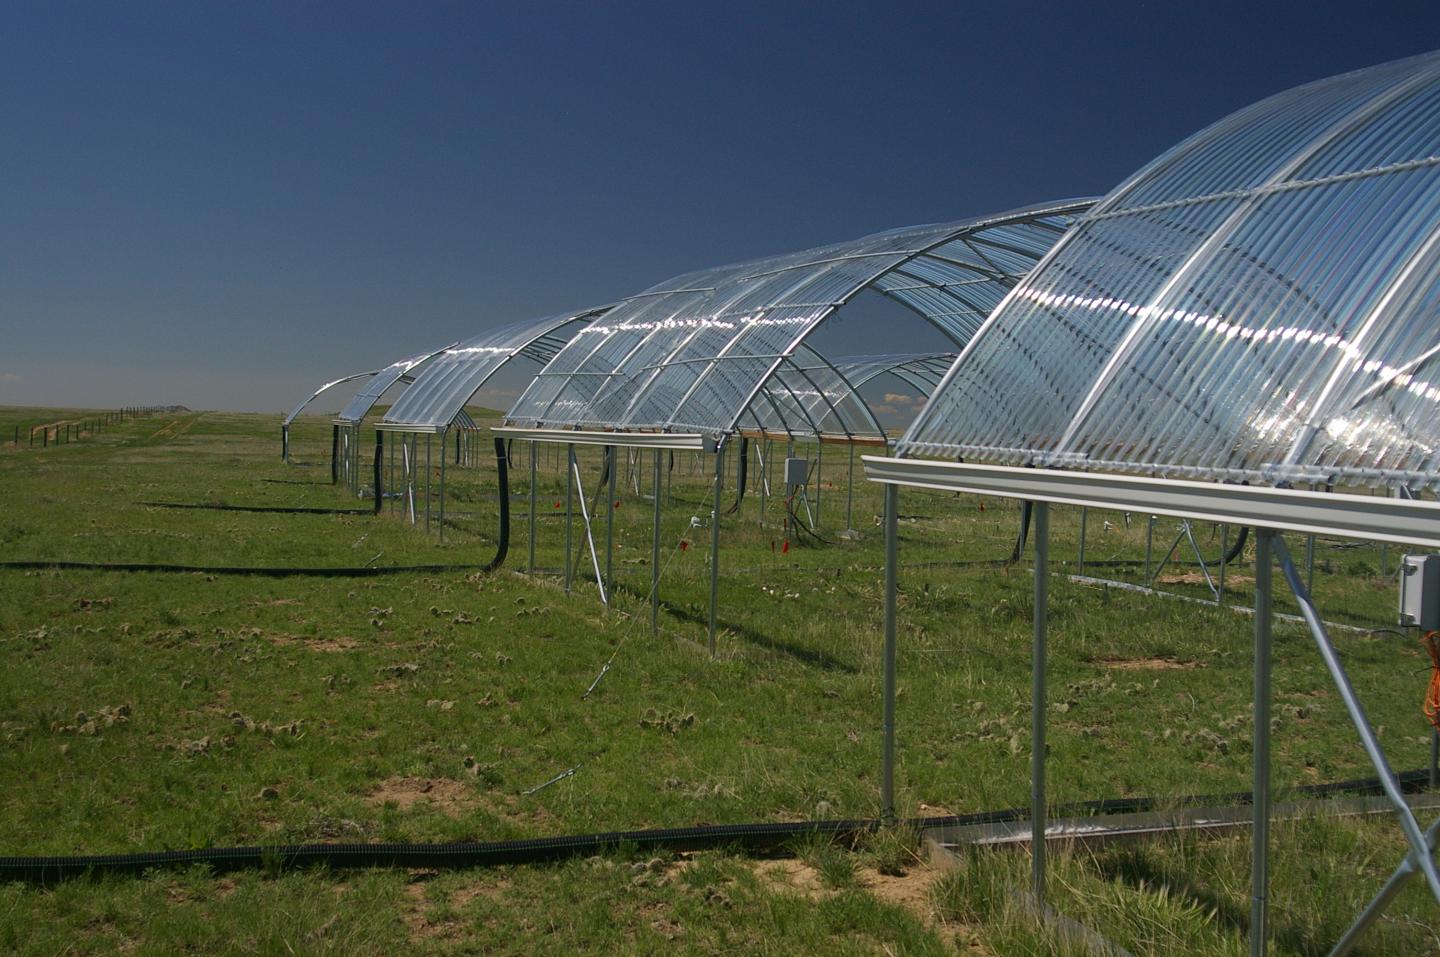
[1094,847,1335,956]
[608,580,859,674]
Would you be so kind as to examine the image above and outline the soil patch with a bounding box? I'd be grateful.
[1096,656,1201,671]
[367,777,474,817]
[265,633,359,652]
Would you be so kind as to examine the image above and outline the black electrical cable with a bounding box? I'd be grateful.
[140,502,373,516]
[2,770,1425,885]
[482,436,510,573]
[0,561,489,577]
[726,438,749,514]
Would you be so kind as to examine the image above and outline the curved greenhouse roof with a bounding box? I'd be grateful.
[378,308,610,433]
[283,370,380,427]
[334,344,453,425]
[740,352,957,440]
[901,51,1440,492]
[836,353,956,397]
[504,199,1092,439]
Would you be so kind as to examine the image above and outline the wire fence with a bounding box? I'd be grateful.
[10,406,177,449]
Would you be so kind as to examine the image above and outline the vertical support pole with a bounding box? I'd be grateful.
[1143,514,1154,581]
[282,424,289,462]
[424,434,432,531]
[605,446,616,596]
[528,442,538,575]
[563,443,574,593]
[758,440,768,527]
[708,443,724,655]
[388,432,395,515]
[1251,528,1273,957]
[439,428,447,543]
[1275,536,1440,902]
[331,425,339,484]
[845,442,856,533]
[455,428,461,465]
[814,441,823,528]
[1077,506,1088,576]
[651,449,662,635]
[373,430,384,516]
[1305,533,1316,593]
[1031,501,1050,904]
[1218,524,1229,607]
[881,481,899,822]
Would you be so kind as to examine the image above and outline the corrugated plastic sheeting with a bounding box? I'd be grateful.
[335,346,450,425]
[379,310,605,431]
[901,51,1440,492]
[505,201,1090,437]
[835,353,957,397]
[739,345,885,438]
[283,370,376,426]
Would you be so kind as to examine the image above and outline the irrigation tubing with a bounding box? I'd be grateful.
[2,770,1427,885]
[140,502,373,516]
[0,561,494,578]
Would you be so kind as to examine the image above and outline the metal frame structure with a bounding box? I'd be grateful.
[505,200,1093,438]
[325,344,453,495]
[869,51,1440,956]
[281,370,377,462]
[371,309,610,536]
[492,201,1090,651]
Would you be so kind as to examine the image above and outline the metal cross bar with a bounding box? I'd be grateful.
[1272,536,1440,924]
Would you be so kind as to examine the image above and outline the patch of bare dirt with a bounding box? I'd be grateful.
[748,857,992,953]
[402,878,464,941]
[265,633,359,652]
[1096,656,1201,671]
[367,777,474,817]
[753,858,827,899]
[1156,571,1252,587]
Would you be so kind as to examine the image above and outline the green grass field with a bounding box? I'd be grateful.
[1,407,1437,954]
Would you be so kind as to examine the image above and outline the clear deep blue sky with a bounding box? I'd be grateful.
[4,1,1439,412]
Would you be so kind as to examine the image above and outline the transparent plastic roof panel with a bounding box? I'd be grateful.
[335,345,452,425]
[740,345,885,439]
[834,353,957,397]
[284,370,379,426]
[505,200,1092,437]
[902,51,1440,493]
[379,308,608,432]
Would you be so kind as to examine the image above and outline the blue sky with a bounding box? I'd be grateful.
[3,1,1439,412]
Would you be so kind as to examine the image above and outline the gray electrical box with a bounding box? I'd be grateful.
[784,457,810,487]
[1399,554,1440,629]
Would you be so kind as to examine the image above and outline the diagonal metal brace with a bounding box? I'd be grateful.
[1272,537,1440,935]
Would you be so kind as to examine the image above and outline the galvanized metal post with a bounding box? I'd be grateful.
[1078,506,1088,576]
[1252,529,1273,957]
[1305,533,1316,593]
[373,430,384,516]
[651,449,663,634]
[814,441,823,528]
[564,443,574,593]
[708,444,724,655]
[282,424,289,462]
[881,481,899,822]
[1031,502,1050,904]
[424,434,432,531]
[1218,524,1229,607]
[438,428,447,542]
[331,425,339,484]
[1274,537,1440,903]
[1143,514,1154,580]
[846,442,856,533]
[528,441,537,575]
[605,446,616,596]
